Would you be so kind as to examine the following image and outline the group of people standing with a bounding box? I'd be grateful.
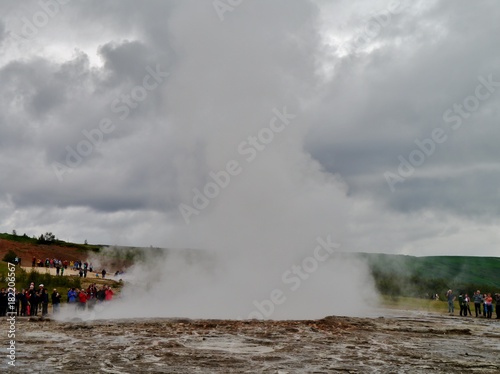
[31,257,96,277]
[0,282,115,317]
[3,283,53,317]
[66,284,114,311]
[446,289,500,319]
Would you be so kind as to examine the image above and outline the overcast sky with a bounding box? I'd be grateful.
[1,0,499,257]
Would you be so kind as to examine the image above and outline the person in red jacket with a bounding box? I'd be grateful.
[485,293,493,319]
[78,289,87,310]
[104,286,114,301]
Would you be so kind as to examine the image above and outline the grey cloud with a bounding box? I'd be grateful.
[305,1,500,224]
[387,170,500,218]
[0,19,6,44]
[98,40,160,87]
[0,0,499,259]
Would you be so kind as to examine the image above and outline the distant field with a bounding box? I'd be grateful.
[380,295,450,314]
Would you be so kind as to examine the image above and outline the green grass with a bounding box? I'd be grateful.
[0,264,81,294]
[0,261,10,276]
[0,262,25,290]
[0,233,37,244]
[380,295,451,313]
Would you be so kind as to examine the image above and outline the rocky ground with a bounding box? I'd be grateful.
[1,310,499,373]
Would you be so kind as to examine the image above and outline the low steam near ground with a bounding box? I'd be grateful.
[62,246,378,321]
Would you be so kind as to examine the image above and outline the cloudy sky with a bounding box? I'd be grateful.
[1,0,500,257]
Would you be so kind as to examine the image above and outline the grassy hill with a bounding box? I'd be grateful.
[0,232,102,267]
[0,232,101,251]
[2,231,498,299]
[359,253,500,298]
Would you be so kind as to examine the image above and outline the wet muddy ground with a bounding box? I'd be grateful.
[2,311,499,373]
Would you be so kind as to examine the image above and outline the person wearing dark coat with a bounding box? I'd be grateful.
[496,294,500,319]
[18,289,27,316]
[51,289,61,313]
[29,286,39,316]
[0,288,8,316]
[39,285,49,316]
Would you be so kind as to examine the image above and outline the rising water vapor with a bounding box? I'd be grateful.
[58,1,380,321]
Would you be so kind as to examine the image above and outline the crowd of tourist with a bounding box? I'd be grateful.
[30,257,96,276]
[0,282,114,317]
[28,256,120,279]
[445,289,500,319]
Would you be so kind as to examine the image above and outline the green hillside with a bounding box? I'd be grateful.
[2,230,498,300]
[0,232,101,252]
[359,253,500,298]
[0,232,38,244]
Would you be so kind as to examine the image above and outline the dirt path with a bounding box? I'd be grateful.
[2,311,499,373]
[20,266,111,280]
